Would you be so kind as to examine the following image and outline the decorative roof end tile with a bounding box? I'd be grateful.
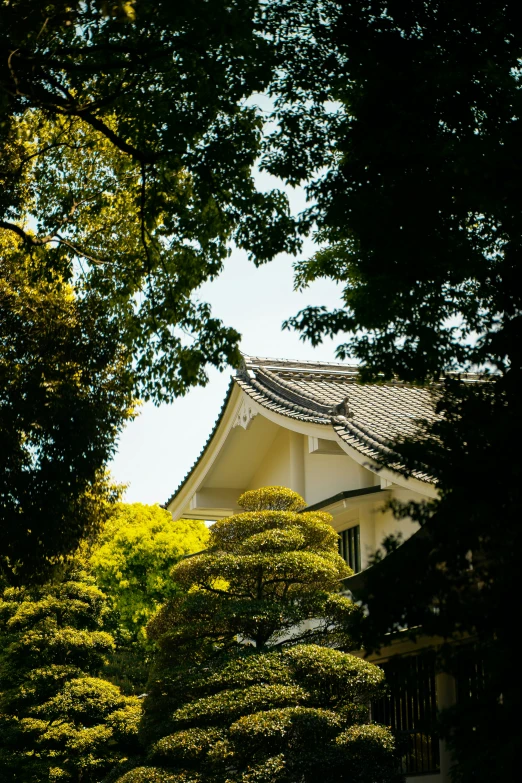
[328,395,353,421]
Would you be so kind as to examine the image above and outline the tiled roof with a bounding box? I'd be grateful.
[166,355,486,507]
[236,356,438,483]
[235,357,359,423]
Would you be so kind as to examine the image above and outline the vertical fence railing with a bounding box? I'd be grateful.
[371,652,440,776]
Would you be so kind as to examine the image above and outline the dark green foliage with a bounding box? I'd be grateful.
[0,238,133,585]
[118,487,400,783]
[266,0,522,380]
[260,4,522,780]
[3,5,518,777]
[141,658,396,783]
[0,564,141,782]
[356,377,522,781]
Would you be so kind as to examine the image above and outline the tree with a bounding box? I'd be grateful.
[347,378,522,783]
[0,235,134,585]
[0,1,300,399]
[115,487,401,783]
[0,2,299,575]
[260,3,522,780]
[90,504,209,693]
[267,0,521,379]
[0,561,141,782]
[91,504,210,644]
[0,0,309,591]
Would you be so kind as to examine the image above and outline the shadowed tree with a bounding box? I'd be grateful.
[261,3,522,780]
[0,235,133,584]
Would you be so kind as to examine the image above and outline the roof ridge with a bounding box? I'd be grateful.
[242,355,361,374]
[165,358,490,510]
[235,375,327,423]
[241,354,491,383]
[255,366,335,415]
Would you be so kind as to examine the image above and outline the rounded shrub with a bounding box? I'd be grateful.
[237,486,306,511]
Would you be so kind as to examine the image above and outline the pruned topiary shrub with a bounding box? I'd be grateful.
[237,486,306,512]
[0,563,141,782]
[114,487,402,783]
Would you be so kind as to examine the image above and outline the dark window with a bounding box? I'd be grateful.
[338,524,361,573]
[371,652,440,776]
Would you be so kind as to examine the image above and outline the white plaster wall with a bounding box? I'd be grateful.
[358,502,378,570]
[330,501,381,571]
[248,428,292,491]
[304,449,377,507]
[373,486,426,554]
[329,485,429,570]
[240,421,431,567]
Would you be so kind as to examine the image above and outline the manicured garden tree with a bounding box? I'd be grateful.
[90,503,210,693]
[116,486,401,783]
[0,562,141,782]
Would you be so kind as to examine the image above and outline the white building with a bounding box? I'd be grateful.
[166,356,462,783]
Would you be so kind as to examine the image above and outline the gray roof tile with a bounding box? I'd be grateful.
[236,357,438,483]
[165,355,485,507]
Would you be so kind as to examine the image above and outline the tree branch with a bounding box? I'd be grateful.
[65,109,160,164]
[0,220,104,265]
[0,220,50,246]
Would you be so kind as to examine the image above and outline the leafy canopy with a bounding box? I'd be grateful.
[0,1,300,399]
[90,504,209,644]
[0,235,133,585]
[260,4,522,781]
[153,487,355,654]
[265,0,522,381]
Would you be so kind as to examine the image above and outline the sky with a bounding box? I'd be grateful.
[109,238,346,506]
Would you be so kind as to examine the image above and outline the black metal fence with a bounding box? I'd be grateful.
[371,652,440,776]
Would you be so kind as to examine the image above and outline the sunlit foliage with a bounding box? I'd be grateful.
[117,487,400,783]
[90,504,209,644]
[0,562,141,782]
[0,1,300,399]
